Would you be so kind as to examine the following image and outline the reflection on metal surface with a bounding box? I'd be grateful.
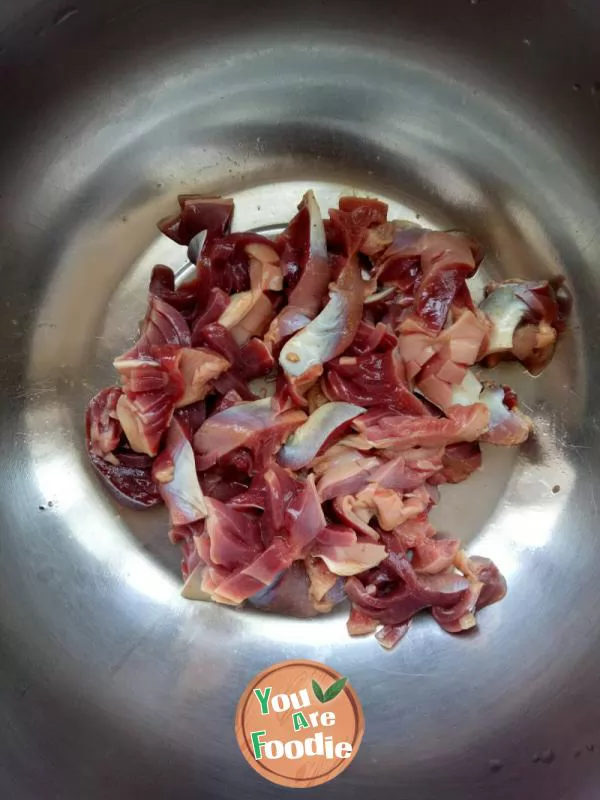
[120,556,180,605]
[243,609,352,650]
[0,1,599,798]
[30,438,179,604]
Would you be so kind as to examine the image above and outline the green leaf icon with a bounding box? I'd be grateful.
[312,679,325,703]
[323,677,348,702]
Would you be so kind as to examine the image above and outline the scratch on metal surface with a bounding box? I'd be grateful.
[563,444,590,465]
[24,220,46,232]
[563,443,591,461]
[588,463,598,515]
[11,379,58,400]
[372,665,435,679]
[108,618,163,678]
[580,223,600,254]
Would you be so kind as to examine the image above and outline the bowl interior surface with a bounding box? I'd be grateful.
[1,1,599,798]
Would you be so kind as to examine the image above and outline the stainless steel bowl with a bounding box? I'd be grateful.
[1,1,599,797]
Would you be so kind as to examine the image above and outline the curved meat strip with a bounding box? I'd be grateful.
[152,418,208,525]
[278,401,366,470]
[279,255,364,382]
[193,397,306,470]
[265,190,330,348]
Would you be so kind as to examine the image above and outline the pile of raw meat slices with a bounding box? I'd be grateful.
[86,191,570,648]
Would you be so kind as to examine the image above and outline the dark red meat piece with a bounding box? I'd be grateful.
[190,288,230,340]
[193,323,274,393]
[347,320,397,356]
[325,196,388,257]
[86,450,161,509]
[158,196,234,246]
[325,349,427,414]
[149,265,199,322]
[429,441,482,486]
[375,229,480,333]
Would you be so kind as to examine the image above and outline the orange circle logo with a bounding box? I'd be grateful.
[235,659,364,788]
